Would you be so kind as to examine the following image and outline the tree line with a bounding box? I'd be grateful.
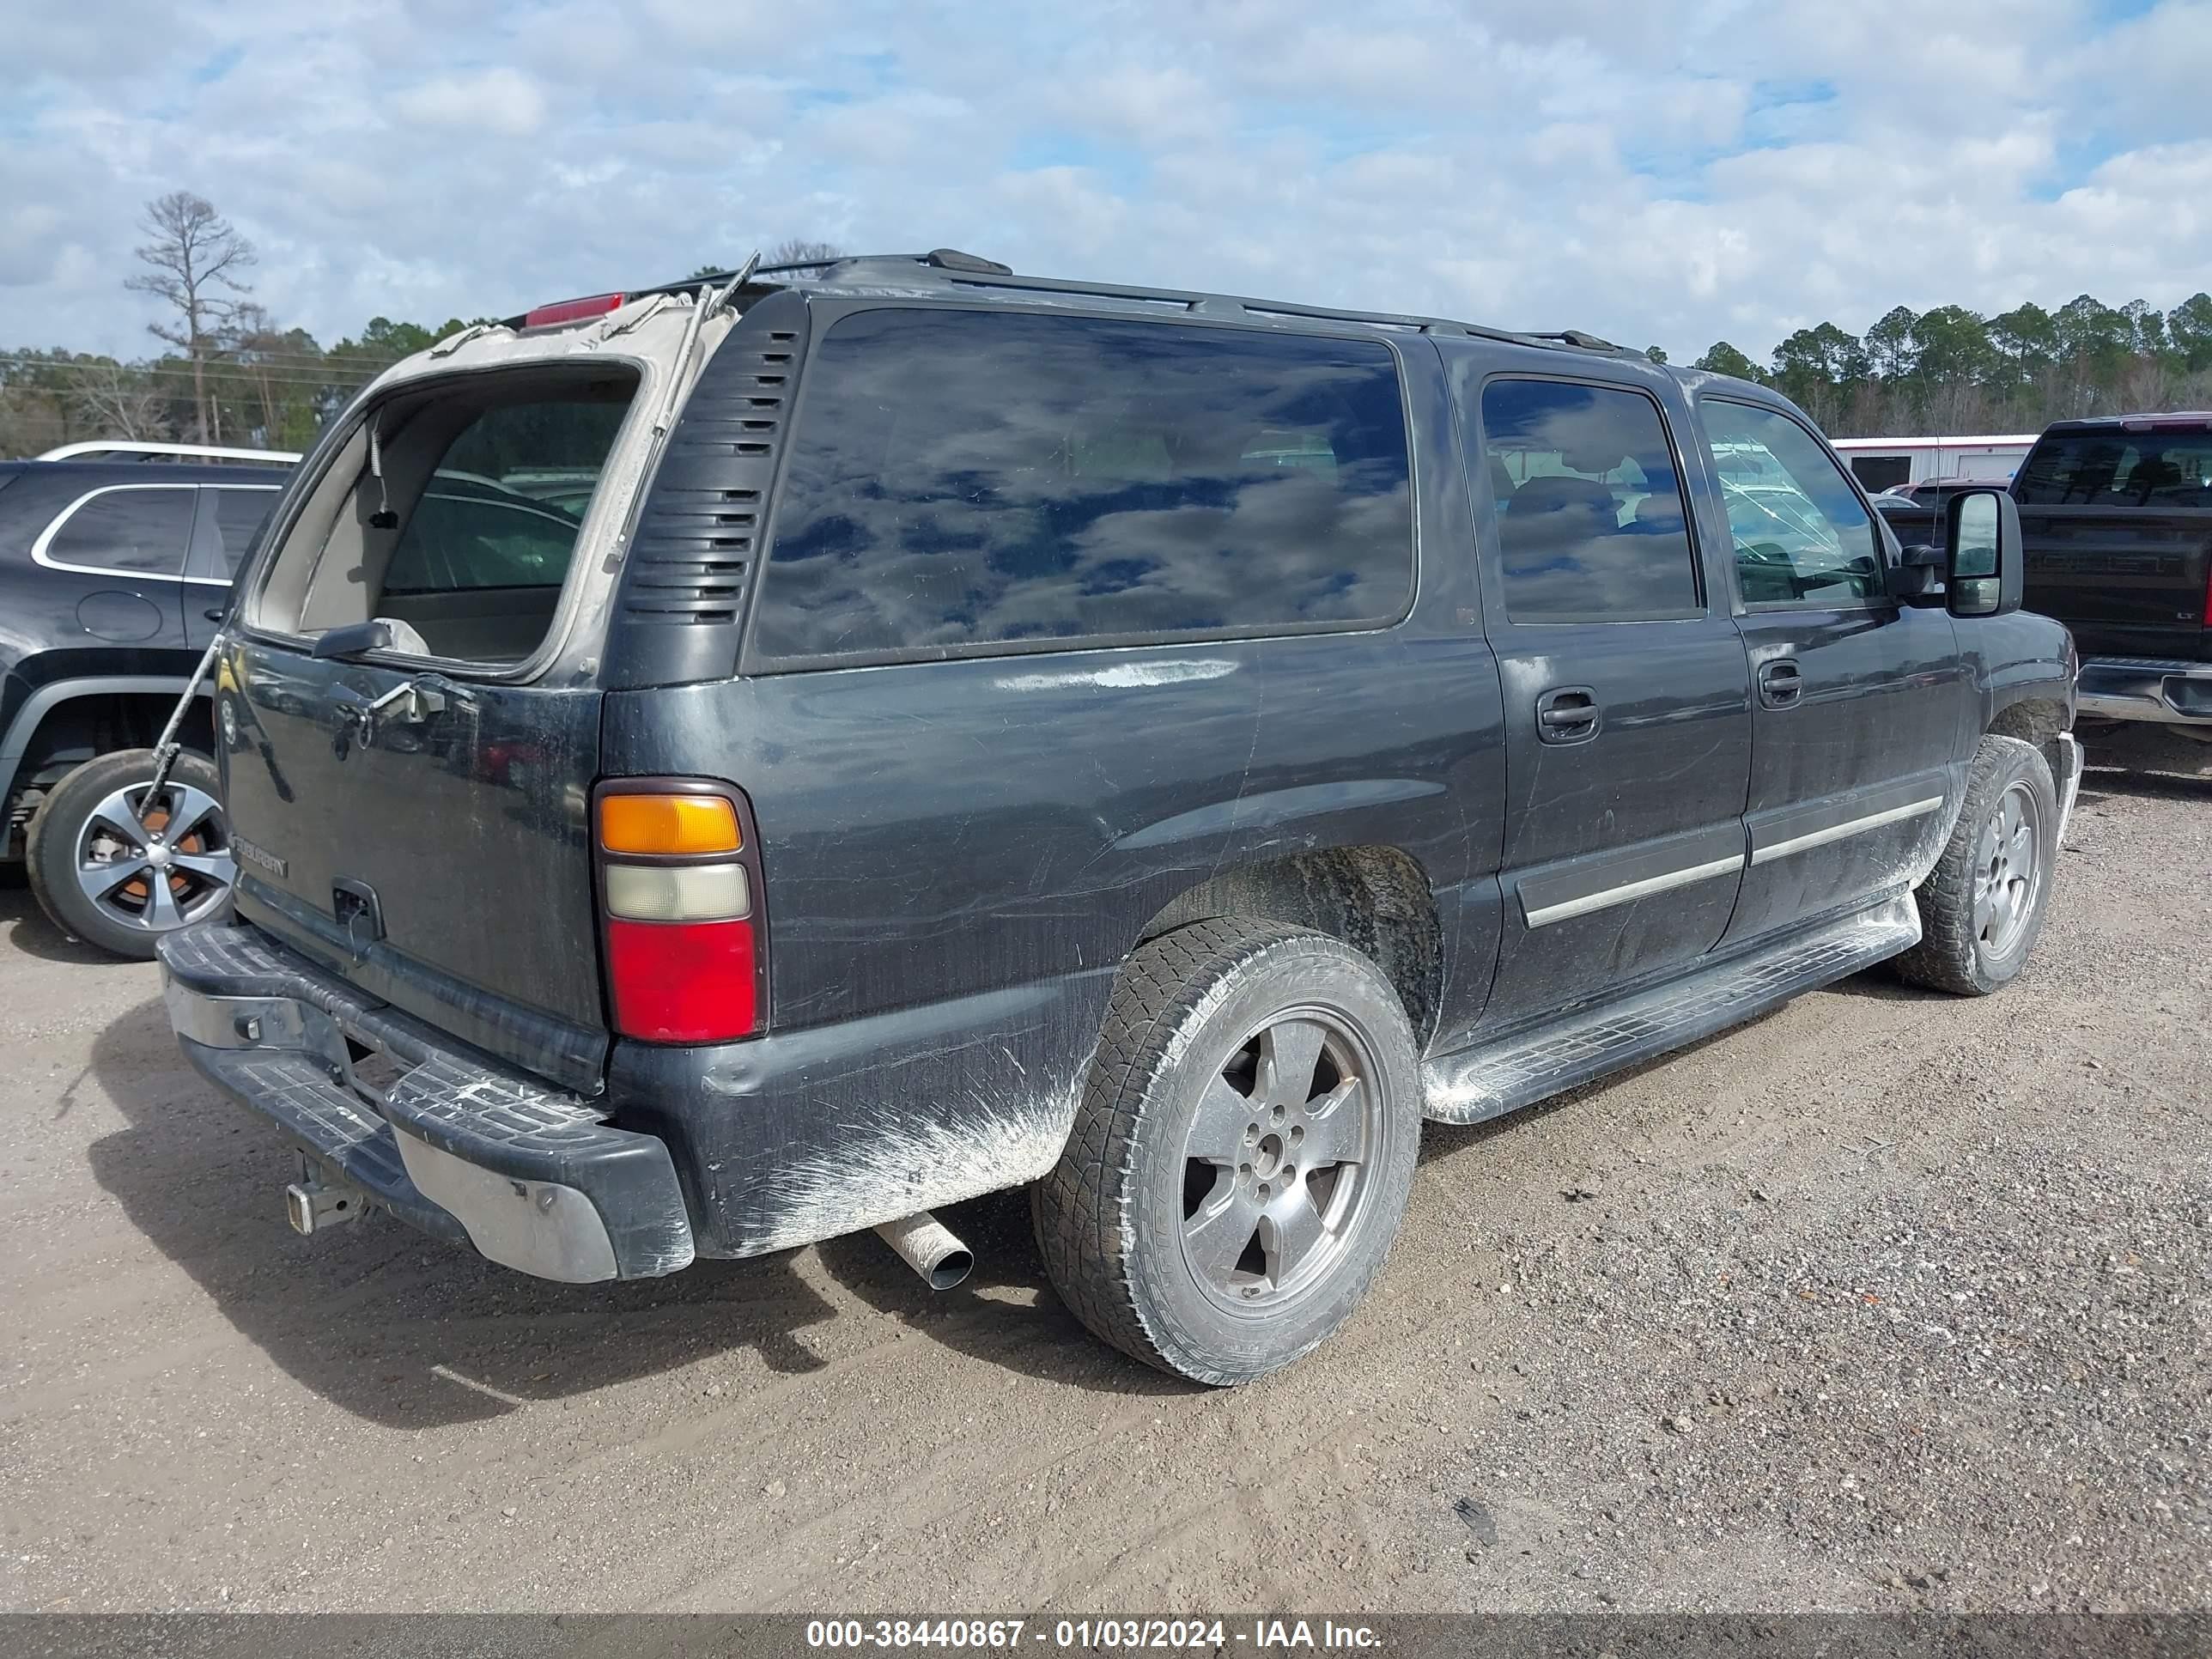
[1680,291,2212,437]
[5,189,2208,457]
[0,191,838,459]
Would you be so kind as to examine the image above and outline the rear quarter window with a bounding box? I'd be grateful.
[40,485,196,576]
[750,308,1414,665]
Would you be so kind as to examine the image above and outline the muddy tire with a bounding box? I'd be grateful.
[26,749,234,961]
[1893,734,2057,997]
[1033,918,1422,1386]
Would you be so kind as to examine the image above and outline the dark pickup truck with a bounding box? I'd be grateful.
[155,251,2081,1384]
[2013,415,2212,736]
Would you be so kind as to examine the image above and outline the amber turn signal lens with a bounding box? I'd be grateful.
[598,793,741,856]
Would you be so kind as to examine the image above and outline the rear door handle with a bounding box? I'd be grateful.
[1534,685,1601,744]
[203,606,227,623]
[1758,659,1804,708]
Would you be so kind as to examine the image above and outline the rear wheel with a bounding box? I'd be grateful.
[1033,918,1422,1385]
[1893,734,2057,996]
[26,749,235,960]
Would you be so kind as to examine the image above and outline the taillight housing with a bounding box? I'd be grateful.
[594,780,767,1043]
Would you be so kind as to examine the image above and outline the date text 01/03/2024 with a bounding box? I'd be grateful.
[804,1619,1382,1650]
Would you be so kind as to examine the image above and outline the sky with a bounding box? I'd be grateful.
[7,0,2211,364]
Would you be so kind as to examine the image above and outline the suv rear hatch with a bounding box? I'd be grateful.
[220,301,729,1092]
[2015,419,2212,661]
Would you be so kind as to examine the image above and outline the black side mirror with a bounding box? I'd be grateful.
[1887,541,1945,604]
[1945,488,2024,618]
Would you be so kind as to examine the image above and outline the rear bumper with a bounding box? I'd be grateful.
[157,922,694,1282]
[2076,656,2212,726]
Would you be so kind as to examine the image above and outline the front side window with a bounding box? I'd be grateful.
[1703,402,1884,605]
[2014,429,2212,507]
[1480,379,1700,623]
[753,309,1413,662]
[44,487,196,576]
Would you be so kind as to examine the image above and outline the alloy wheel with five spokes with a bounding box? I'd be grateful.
[73,779,236,936]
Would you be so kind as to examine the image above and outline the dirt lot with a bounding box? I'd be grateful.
[3,739,2207,1617]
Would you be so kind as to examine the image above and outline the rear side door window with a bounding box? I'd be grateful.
[1702,403,1885,606]
[38,485,197,578]
[1479,379,1702,622]
[751,308,1414,665]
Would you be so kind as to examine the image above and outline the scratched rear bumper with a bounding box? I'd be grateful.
[161,920,1115,1268]
[158,921,693,1281]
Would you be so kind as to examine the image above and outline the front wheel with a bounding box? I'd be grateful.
[1893,734,2057,996]
[1033,918,1422,1385]
[25,749,235,961]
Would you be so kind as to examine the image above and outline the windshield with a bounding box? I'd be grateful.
[2014,429,2212,507]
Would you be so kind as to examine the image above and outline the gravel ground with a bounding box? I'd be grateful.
[2,738,2206,1616]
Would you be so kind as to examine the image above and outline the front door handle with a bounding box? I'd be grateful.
[1759,659,1804,708]
[203,606,227,623]
[1534,685,1601,744]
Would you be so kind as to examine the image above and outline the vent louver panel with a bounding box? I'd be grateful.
[601,289,811,689]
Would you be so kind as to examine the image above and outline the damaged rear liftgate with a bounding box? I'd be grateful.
[161,273,981,1292]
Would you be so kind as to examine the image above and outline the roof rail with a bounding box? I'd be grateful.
[640,251,1625,357]
[37,440,301,465]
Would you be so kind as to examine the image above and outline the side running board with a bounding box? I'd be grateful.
[1422,893,1922,1126]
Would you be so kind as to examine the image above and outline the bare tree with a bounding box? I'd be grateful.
[767,238,843,276]
[124,191,257,443]
[72,359,170,441]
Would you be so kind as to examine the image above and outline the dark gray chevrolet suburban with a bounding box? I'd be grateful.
[156,251,2081,1383]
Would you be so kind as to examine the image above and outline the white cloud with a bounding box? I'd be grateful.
[6,0,2210,377]
[392,67,550,137]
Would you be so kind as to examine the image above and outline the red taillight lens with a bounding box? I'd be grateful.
[524,292,626,328]
[596,781,766,1043]
[605,918,757,1043]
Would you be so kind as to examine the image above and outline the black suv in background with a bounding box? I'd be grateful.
[0,447,288,955]
[157,252,2078,1384]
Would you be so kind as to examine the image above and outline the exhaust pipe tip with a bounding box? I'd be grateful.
[874,1211,974,1291]
[921,1244,974,1291]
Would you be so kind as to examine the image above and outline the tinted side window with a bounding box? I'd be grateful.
[1480,379,1699,622]
[2014,429,2212,506]
[384,489,583,593]
[753,309,1413,662]
[1702,402,1883,605]
[209,488,277,576]
[45,487,195,576]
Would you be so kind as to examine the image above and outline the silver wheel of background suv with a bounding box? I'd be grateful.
[26,749,236,960]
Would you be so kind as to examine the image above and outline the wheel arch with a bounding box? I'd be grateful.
[1986,694,2071,785]
[1133,845,1444,1051]
[0,678,210,815]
